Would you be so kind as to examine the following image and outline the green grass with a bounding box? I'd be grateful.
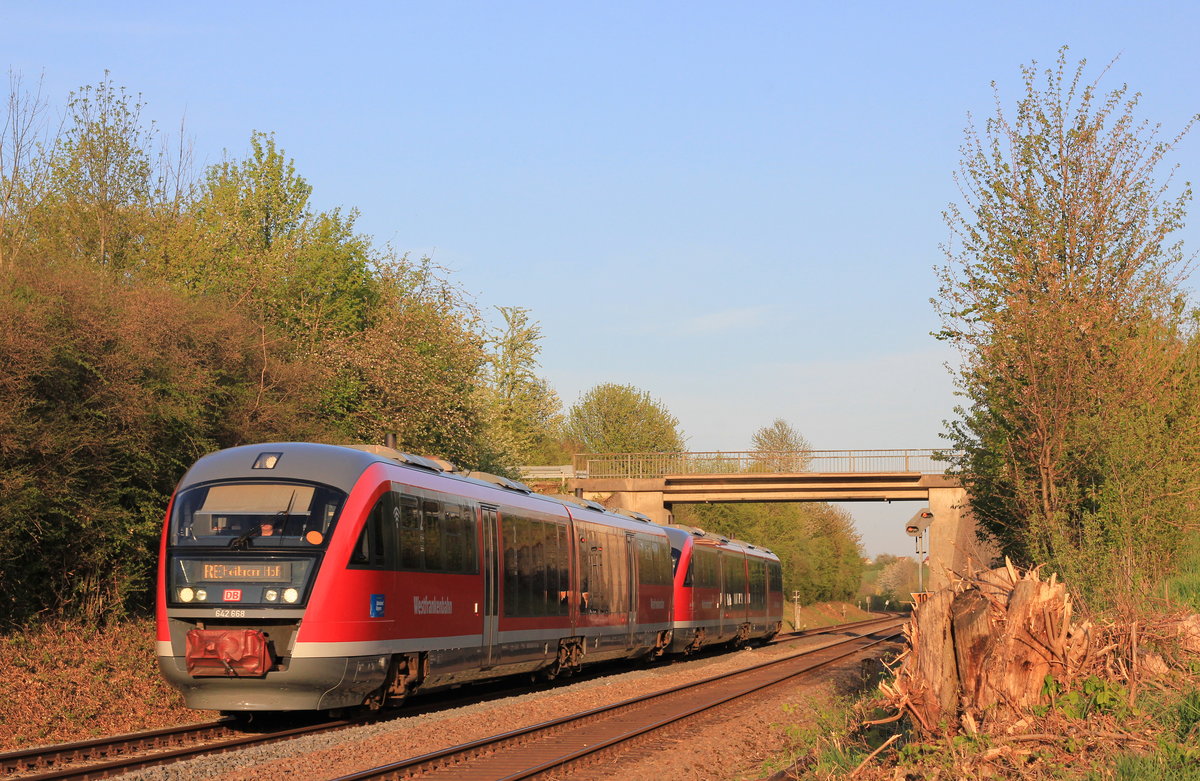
[1089,749,1200,780]
[1166,535,1200,610]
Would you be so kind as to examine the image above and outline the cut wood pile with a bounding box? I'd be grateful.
[878,560,1200,763]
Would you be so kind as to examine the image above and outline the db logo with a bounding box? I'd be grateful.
[223,589,243,602]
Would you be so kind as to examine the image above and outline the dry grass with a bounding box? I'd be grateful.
[788,601,876,632]
[0,618,203,751]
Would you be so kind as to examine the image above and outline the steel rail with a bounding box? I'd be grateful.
[330,619,905,780]
[0,719,231,777]
[1,716,363,780]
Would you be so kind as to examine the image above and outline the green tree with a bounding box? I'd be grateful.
[320,254,502,469]
[750,418,812,472]
[936,49,1200,609]
[563,383,686,453]
[484,306,565,466]
[29,75,159,270]
[0,260,329,626]
[177,132,380,348]
[0,71,51,269]
[0,75,551,625]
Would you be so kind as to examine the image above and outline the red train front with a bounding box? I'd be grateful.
[156,442,675,712]
[662,525,784,654]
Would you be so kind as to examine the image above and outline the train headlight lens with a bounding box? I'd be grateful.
[196,589,208,602]
[179,587,195,603]
[283,588,299,604]
[264,589,279,602]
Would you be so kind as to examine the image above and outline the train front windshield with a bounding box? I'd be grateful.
[169,481,346,549]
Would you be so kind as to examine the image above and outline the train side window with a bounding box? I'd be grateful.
[577,527,591,612]
[722,554,747,606]
[554,523,569,615]
[613,531,630,614]
[463,502,480,573]
[444,504,464,572]
[349,492,389,569]
[639,537,670,586]
[769,561,782,593]
[532,520,550,616]
[592,529,611,615]
[502,515,519,616]
[423,499,444,572]
[517,517,535,615]
[750,559,766,610]
[398,494,422,570]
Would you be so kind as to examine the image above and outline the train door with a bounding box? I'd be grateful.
[626,532,637,649]
[715,549,724,638]
[481,505,500,668]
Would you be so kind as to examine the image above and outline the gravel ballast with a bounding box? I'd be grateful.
[127,634,893,780]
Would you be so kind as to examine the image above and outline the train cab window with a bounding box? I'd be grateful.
[169,481,346,549]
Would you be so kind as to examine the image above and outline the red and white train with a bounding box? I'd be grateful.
[156,442,783,712]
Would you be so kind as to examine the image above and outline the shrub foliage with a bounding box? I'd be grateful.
[936,50,1200,610]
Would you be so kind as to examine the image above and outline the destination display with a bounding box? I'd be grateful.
[184,561,294,582]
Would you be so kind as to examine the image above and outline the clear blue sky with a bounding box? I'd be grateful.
[5,1,1199,556]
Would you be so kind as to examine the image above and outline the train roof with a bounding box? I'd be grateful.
[177,442,667,536]
[663,523,778,561]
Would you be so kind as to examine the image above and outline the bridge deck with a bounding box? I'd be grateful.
[568,472,960,503]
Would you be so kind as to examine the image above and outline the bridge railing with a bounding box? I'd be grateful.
[569,449,958,479]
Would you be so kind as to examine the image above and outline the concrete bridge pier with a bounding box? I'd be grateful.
[926,485,996,591]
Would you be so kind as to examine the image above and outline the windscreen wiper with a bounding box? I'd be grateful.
[229,521,265,550]
[228,489,296,550]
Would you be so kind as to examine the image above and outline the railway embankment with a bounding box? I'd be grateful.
[0,619,192,751]
[0,604,879,756]
[3,616,900,780]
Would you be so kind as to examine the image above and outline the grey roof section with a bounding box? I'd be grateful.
[178,443,391,494]
[663,523,779,561]
[178,443,674,541]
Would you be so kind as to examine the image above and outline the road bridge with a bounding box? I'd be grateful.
[520,449,995,591]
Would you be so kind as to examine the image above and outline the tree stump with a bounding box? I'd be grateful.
[884,561,1087,734]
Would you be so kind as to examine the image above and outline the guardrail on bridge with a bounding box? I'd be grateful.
[567,449,958,480]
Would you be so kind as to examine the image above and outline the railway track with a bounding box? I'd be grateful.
[0,714,371,780]
[331,617,905,780]
[0,615,901,780]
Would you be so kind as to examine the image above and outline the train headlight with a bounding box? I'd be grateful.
[196,589,208,602]
[178,587,195,603]
[283,588,299,604]
[264,589,279,602]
